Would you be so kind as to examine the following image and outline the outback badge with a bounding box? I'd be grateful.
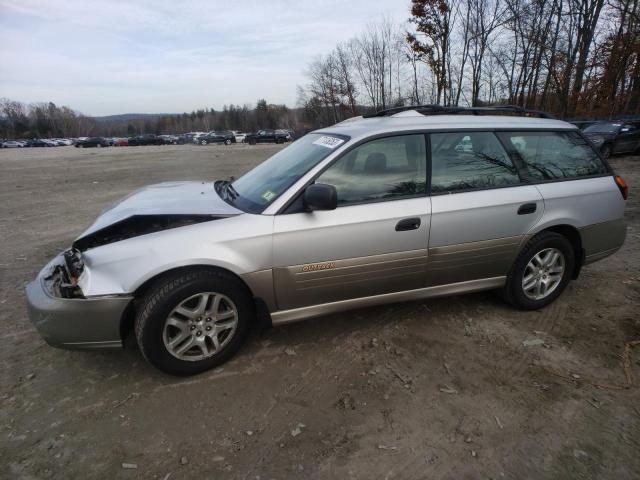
[301,262,336,272]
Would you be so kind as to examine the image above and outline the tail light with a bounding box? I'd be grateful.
[614,175,628,200]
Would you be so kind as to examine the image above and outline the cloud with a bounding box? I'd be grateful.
[0,0,410,115]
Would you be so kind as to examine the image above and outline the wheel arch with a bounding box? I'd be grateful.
[532,224,584,279]
[119,264,269,345]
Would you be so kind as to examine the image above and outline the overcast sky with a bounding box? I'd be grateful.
[0,0,409,116]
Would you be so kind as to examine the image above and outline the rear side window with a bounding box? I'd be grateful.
[500,131,608,181]
[430,132,520,193]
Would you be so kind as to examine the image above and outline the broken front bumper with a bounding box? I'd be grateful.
[25,254,133,350]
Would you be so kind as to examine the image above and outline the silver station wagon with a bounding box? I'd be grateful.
[26,106,628,375]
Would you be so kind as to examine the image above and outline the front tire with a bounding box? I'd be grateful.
[224,139,231,145]
[502,232,575,310]
[135,269,253,376]
[201,140,207,145]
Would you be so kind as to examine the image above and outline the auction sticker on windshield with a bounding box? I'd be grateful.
[312,136,345,149]
[261,190,278,202]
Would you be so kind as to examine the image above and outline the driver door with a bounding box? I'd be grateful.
[272,134,430,311]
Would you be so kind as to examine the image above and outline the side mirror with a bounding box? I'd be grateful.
[303,183,337,211]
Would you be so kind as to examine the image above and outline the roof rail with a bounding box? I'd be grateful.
[362,104,557,120]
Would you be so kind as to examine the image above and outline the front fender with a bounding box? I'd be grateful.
[78,214,274,296]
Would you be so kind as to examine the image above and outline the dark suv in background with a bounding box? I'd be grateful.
[128,134,164,146]
[198,131,235,145]
[244,129,289,145]
[582,121,640,158]
[75,137,109,148]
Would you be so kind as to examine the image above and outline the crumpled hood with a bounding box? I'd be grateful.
[73,181,242,249]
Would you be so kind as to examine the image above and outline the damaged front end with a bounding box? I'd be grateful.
[72,214,221,251]
[43,249,85,299]
[26,250,133,350]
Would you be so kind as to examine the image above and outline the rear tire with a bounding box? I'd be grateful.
[502,232,575,310]
[135,269,253,376]
[225,139,231,145]
[201,140,207,145]
[600,144,611,159]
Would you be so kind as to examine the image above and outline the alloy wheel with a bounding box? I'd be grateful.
[162,292,238,361]
[522,248,565,300]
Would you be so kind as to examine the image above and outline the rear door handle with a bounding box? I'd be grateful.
[395,217,421,231]
[517,203,537,215]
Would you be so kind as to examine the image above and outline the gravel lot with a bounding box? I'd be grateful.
[1,144,639,479]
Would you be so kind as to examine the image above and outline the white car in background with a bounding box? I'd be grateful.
[231,131,246,143]
[188,132,207,144]
[275,129,293,141]
[2,140,24,148]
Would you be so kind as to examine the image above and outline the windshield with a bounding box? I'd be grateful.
[584,123,621,134]
[228,133,348,213]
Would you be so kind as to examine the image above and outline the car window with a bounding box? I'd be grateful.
[430,132,520,193]
[316,134,426,205]
[500,131,608,181]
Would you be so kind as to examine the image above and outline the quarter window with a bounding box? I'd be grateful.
[316,134,427,205]
[430,132,520,193]
[500,131,608,180]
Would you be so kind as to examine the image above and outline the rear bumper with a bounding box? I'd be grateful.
[25,259,132,350]
[581,218,627,265]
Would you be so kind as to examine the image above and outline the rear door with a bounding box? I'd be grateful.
[427,131,543,286]
[273,134,430,310]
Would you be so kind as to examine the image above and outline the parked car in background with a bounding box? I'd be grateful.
[128,134,163,146]
[231,131,246,143]
[113,138,129,147]
[185,132,207,144]
[1,140,25,148]
[26,139,51,147]
[75,137,109,148]
[582,121,640,158]
[244,129,289,145]
[198,131,236,145]
[158,135,179,145]
[275,129,293,141]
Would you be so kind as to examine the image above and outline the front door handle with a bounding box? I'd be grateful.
[517,203,537,215]
[395,217,421,231]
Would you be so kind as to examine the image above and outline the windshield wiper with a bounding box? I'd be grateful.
[224,181,238,199]
[215,179,239,202]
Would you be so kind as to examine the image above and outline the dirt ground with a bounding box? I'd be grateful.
[1,144,639,480]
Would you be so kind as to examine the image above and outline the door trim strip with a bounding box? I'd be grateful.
[270,276,506,326]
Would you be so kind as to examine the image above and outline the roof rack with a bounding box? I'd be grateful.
[362,104,557,119]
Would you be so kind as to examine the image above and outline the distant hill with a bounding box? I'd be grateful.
[92,113,177,123]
